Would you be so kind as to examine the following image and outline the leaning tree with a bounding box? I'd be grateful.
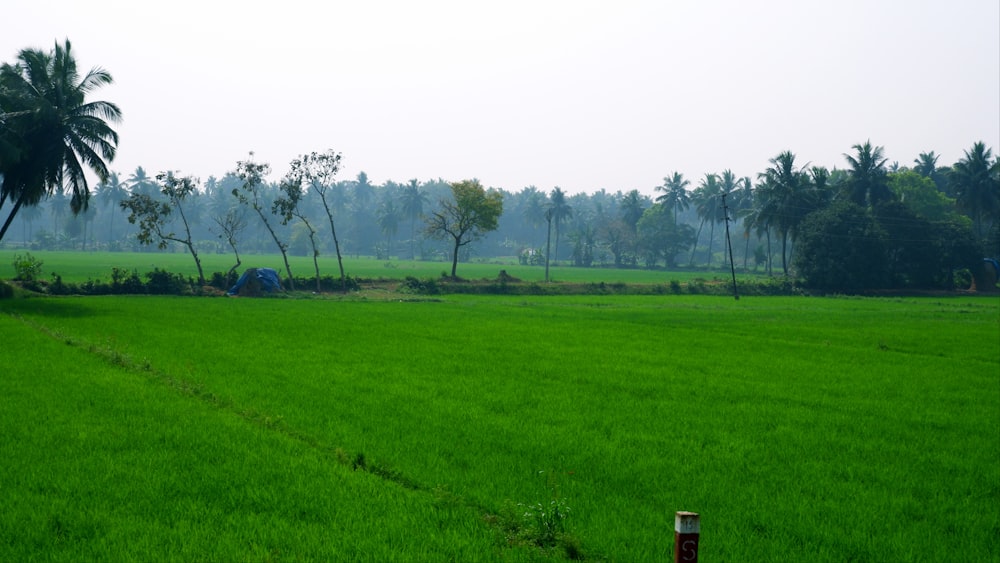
[0,39,121,243]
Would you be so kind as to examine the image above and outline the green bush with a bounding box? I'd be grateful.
[400,276,439,294]
[145,268,192,295]
[11,252,43,281]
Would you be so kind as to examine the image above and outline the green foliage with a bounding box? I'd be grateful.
[399,275,439,294]
[11,252,43,281]
[425,179,504,277]
[795,201,889,291]
[0,40,121,244]
[144,268,193,295]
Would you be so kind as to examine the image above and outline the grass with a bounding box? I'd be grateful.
[0,249,757,285]
[1,292,997,561]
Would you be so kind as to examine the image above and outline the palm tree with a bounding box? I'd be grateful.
[913,151,949,194]
[950,142,999,241]
[844,140,892,208]
[0,39,121,243]
[94,171,127,246]
[913,151,939,177]
[728,176,755,269]
[655,172,691,226]
[127,166,158,197]
[548,186,572,264]
[519,186,547,248]
[619,189,646,232]
[19,200,42,244]
[689,173,722,267]
[376,192,401,258]
[400,179,429,258]
[756,151,816,275]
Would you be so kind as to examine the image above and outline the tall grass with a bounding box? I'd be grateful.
[2,294,997,561]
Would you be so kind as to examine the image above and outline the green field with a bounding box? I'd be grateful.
[0,249,753,286]
[2,285,997,561]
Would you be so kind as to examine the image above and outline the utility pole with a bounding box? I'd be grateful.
[721,192,739,300]
[544,209,552,283]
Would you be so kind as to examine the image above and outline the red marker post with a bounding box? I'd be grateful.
[674,511,700,563]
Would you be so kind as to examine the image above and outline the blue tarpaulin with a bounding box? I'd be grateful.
[227,268,282,295]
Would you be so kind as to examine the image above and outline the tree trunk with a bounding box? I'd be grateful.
[0,196,25,244]
[256,208,294,290]
[780,231,788,276]
[689,218,706,266]
[320,197,346,293]
[706,219,715,268]
[450,237,460,278]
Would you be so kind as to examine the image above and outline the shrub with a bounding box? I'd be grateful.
[400,276,439,294]
[11,252,43,282]
[112,268,145,294]
[145,268,190,295]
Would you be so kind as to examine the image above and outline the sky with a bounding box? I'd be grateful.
[5,0,999,197]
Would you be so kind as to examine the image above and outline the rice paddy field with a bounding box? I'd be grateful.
[0,249,748,285]
[1,252,998,562]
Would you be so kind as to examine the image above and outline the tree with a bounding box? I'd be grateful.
[376,194,401,258]
[637,203,695,268]
[794,201,888,291]
[120,172,206,284]
[619,189,645,233]
[950,142,999,242]
[654,172,690,226]
[425,179,503,278]
[756,151,816,275]
[291,150,347,291]
[519,186,547,248]
[888,169,959,222]
[913,151,949,193]
[548,186,572,264]
[400,178,429,259]
[94,171,127,245]
[0,39,121,243]
[127,166,158,197]
[568,223,596,267]
[211,207,247,277]
[844,140,893,208]
[730,175,755,270]
[233,154,295,289]
[689,173,722,267]
[274,167,322,292]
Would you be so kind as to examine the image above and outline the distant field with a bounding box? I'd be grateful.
[2,293,997,561]
[0,249,755,285]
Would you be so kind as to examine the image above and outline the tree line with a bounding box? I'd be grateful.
[3,41,998,292]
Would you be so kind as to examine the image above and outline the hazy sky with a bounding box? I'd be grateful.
[5,0,999,196]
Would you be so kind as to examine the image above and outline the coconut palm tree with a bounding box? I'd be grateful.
[689,173,722,267]
[126,166,158,197]
[756,151,817,275]
[844,140,892,208]
[950,141,999,241]
[94,171,127,246]
[655,172,691,226]
[548,186,573,264]
[0,39,121,243]
[913,151,949,194]
[376,192,401,258]
[619,189,646,232]
[400,179,429,258]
